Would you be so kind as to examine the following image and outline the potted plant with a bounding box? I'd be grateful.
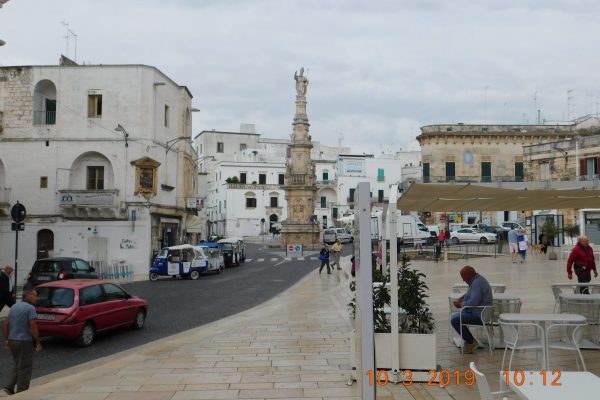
[543,219,559,260]
[348,254,436,372]
[562,224,580,246]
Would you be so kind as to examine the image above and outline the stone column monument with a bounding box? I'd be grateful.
[281,68,320,248]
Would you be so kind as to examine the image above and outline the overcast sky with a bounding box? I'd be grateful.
[2,0,600,154]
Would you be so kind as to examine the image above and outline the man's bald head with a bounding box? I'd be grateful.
[460,266,477,283]
[3,265,13,274]
[579,236,590,247]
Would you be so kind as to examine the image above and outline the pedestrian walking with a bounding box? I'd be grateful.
[517,230,528,263]
[350,256,356,277]
[2,289,42,395]
[508,226,519,264]
[538,232,548,254]
[0,265,16,313]
[567,235,598,294]
[318,244,331,274]
[331,240,343,270]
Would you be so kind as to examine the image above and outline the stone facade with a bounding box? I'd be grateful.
[0,62,197,283]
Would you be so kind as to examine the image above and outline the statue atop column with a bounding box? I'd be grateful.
[294,67,308,98]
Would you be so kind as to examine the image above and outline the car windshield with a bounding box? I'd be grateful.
[36,287,75,308]
[32,260,62,273]
[158,248,169,258]
[473,229,485,233]
[220,243,233,250]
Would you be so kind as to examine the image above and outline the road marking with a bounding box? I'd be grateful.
[285,257,291,261]
[245,259,252,262]
[270,258,278,262]
[257,258,265,262]
[310,257,318,260]
[297,257,305,260]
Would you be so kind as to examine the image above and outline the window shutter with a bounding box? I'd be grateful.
[596,157,600,175]
[580,159,587,177]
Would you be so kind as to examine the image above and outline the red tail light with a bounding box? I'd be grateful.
[58,272,66,279]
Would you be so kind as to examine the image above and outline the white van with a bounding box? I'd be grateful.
[371,213,431,244]
[323,228,353,244]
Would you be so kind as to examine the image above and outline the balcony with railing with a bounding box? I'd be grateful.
[227,183,281,190]
[33,110,56,125]
[58,189,121,219]
[316,179,337,188]
[423,175,525,184]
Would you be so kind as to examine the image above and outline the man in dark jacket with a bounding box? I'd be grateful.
[0,265,16,313]
[318,244,331,275]
[567,236,598,294]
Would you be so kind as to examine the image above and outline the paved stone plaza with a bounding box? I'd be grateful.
[3,250,600,399]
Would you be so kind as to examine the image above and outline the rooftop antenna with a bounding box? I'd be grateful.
[68,29,77,62]
[61,20,69,57]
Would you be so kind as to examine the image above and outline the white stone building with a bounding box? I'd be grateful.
[194,127,350,237]
[335,152,422,218]
[0,58,199,284]
[194,128,421,236]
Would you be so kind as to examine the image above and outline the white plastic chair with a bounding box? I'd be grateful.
[547,322,587,371]
[469,362,510,400]
[560,297,600,343]
[460,305,494,355]
[498,321,545,371]
[552,285,576,312]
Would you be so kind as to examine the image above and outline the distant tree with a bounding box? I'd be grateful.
[225,176,240,184]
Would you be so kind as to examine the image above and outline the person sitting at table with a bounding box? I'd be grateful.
[567,235,598,294]
[450,266,493,354]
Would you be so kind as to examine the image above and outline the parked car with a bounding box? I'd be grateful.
[34,279,148,347]
[450,228,497,244]
[500,221,526,231]
[323,228,353,244]
[24,257,99,289]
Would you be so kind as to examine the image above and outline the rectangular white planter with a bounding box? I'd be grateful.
[374,332,436,371]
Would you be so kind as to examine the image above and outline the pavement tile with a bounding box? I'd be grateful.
[105,393,175,400]
[139,384,186,391]
[238,388,304,398]
[171,390,240,399]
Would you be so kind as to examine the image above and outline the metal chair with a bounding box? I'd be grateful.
[460,305,495,355]
[469,361,510,400]
[552,285,576,312]
[498,321,545,371]
[547,322,587,371]
[559,297,600,345]
[493,299,522,346]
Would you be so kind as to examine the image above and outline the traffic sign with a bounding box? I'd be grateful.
[11,222,25,231]
[11,202,26,223]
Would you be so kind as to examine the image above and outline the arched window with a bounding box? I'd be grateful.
[69,152,115,190]
[33,80,57,125]
[245,191,256,208]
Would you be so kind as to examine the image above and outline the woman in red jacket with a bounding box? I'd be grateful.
[567,236,599,294]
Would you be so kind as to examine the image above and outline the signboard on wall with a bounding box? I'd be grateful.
[342,159,365,176]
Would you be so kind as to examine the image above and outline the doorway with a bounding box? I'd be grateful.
[269,214,278,233]
[88,237,108,269]
[37,229,54,259]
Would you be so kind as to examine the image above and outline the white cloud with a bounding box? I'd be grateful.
[2,0,600,154]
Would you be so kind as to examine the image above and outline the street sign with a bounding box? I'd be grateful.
[11,202,26,222]
[287,244,302,257]
[11,222,25,231]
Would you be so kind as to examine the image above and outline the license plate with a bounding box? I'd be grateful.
[36,276,51,281]
[37,314,55,321]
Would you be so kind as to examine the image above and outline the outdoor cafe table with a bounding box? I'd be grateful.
[506,371,600,400]
[552,282,600,293]
[499,313,586,371]
[559,293,600,302]
[452,282,506,293]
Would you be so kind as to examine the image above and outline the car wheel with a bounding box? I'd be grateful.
[480,237,488,244]
[451,237,459,244]
[76,322,96,347]
[132,308,146,330]
[190,270,200,280]
[149,272,159,282]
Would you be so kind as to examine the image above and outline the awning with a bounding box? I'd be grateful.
[397,183,600,212]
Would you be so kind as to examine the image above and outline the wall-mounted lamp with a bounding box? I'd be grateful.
[165,137,192,154]
[114,124,129,147]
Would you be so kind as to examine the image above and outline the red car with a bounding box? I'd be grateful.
[34,279,148,347]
